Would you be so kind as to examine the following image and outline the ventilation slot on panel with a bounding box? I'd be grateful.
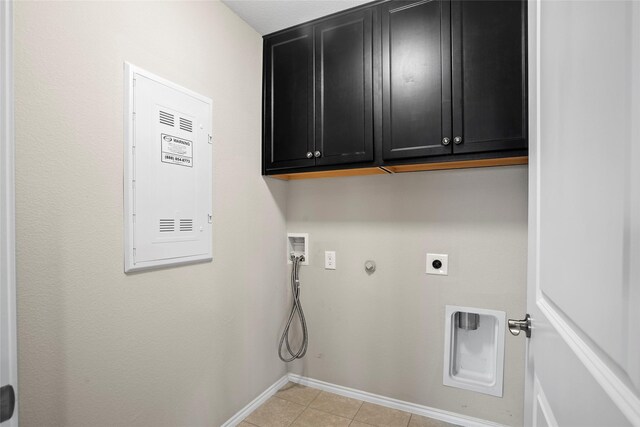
[180,118,193,132]
[159,219,175,232]
[180,219,193,232]
[159,111,174,127]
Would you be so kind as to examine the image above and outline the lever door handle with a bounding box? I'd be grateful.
[508,314,531,338]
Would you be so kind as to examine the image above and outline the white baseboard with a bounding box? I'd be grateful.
[221,374,290,427]
[288,374,505,427]
[221,372,504,427]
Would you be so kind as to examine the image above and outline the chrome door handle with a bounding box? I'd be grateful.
[454,136,463,145]
[306,152,313,159]
[314,151,321,158]
[508,314,531,338]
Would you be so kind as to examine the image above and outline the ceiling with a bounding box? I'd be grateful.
[222,0,370,35]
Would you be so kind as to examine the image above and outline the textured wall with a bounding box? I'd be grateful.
[14,2,288,426]
[286,167,528,426]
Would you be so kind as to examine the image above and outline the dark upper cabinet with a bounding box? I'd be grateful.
[264,10,374,172]
[262,0,528,176]
[264,26,314,171]
[451,0,528,154]
[381,0,452,161]
[315,9,374,166]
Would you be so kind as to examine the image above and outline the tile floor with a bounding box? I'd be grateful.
[240,382,458,427]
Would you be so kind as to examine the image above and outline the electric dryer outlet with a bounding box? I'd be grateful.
[426,253,448,275]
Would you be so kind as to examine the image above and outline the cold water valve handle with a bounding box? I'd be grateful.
[290,253,305,262]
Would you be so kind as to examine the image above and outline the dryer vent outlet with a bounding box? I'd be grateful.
[443,305,506,397]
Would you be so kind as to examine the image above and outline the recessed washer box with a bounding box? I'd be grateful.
[287,233,309,265]
[124,63,213,273]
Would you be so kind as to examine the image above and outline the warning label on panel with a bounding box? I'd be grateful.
[161,134,193,167]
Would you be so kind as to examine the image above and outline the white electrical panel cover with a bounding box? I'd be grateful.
[124,63,212,272]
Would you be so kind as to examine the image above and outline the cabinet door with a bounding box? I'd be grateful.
[381,0,452,161]
[314,9,374,166]
[264,26,315,171]
[451,0,527,154]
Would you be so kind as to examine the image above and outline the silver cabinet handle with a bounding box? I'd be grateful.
[314,151,321,158]
[454,136,463,145]
[442,137,451,146]
[306,152,313,159]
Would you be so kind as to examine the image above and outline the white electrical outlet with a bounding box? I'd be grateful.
[426,253,448,275]
[325,251,336,270]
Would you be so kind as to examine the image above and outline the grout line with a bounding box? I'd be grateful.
[282,385,318,426]
[308,388,321,408]
[308,389,322,409]
[304,405,354,423]
[400,404,411,427]
[281,386,364,425]
[250,396,302,427]
[288,410,303,427]
[287,374,480,427]
[352,400,365,424]
[264,382,427,427]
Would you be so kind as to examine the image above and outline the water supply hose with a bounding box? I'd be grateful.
[278,255,308,362]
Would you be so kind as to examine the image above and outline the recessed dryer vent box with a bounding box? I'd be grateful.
[124,63,213,273]
[443,305,506,397]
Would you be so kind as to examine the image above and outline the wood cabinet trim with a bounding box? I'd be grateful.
[267,156,528,180]
[268,167,389,180]
[385,156,528,173]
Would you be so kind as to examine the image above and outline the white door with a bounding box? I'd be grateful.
[523,1,640,426]
[1,1,17,425]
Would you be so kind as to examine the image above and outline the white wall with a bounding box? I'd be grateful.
[14,2,288,426]
[285,166,528,426]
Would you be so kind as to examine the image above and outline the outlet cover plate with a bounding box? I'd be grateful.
[426,253,448,275]
[325,251,336,270]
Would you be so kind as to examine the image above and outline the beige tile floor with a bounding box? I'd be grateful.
[240,383,458,427]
